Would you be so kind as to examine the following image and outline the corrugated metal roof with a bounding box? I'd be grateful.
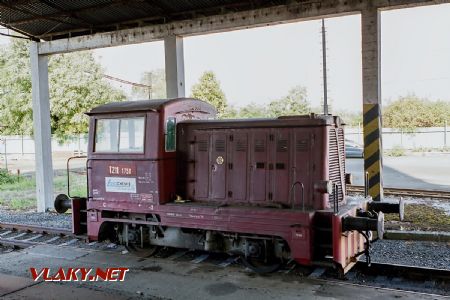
[0,0,287,41]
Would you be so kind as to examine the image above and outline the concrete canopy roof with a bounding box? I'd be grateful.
[0,0,285,41]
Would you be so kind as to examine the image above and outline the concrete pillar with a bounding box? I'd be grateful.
[361,8,383,201]
[164,35,185,98]
[30,42,54,212]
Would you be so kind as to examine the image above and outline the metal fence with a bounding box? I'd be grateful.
[0,126,448,161]
[0,134,88,155]
[346,126,449,150]
[0,134,88,170]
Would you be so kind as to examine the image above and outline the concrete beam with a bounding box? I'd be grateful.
[37,0,450,55]
[30,42,54,212]
[164,36,185,98]
[37,2,361,55]
[361,8,383,201]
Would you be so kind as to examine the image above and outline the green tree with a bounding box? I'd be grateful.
[0,39,125,138]
[220,105,239,119]
[333,110,363,126]
[267,85,310,117]
[235,103,269,119]
[383,95,450,130]
[221,85,311,120]
[191,71,227,117]
[132,69,166,99]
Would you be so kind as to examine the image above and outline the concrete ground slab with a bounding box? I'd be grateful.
[0,245,446,300]
[0,274,37,297]
[76,251,146,268]
[23,244,89,260]
[2,281,131,300]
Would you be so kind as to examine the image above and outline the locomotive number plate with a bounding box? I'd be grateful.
[108,162,136,176]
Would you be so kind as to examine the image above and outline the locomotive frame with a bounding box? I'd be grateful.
[56,98,402,274]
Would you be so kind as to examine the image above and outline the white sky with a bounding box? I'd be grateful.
[2,4,450,112]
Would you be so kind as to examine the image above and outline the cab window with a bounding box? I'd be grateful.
[95,117,145,153]
[165,117,176,152]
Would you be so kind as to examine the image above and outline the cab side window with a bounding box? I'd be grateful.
[95,117,145,153]
[165,117,176,152]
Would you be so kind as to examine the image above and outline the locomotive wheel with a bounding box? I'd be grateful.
[240,239,282,274]
[241,255,282,274]
[126,244,160,258]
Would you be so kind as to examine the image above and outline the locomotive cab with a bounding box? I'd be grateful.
[83,98,216,238]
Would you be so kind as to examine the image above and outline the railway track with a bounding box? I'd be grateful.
[0,222,448,295]
[0,222,84,249]
[317,262,450,297]
[347,185,450,199]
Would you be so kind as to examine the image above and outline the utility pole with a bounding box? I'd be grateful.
[321,18,329,115]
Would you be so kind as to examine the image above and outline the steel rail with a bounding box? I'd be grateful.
[0,224,448,296]
[0,222,86,249]
[318,264,450,298]
[347,185,450,199]
[0,222,74,236]
[0,238,38,249]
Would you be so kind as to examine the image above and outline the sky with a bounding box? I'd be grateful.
[2,4,450,113]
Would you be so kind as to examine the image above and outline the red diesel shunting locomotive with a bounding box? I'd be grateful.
[55,98,403,273]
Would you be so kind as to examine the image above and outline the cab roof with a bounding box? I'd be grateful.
[86,98,215,115]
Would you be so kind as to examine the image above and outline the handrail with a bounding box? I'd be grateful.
[289,181,305,211]
[66,155,87,198]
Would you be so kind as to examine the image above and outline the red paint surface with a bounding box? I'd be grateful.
[84,99,369,270]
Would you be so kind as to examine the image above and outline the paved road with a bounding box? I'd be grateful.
[346,153,450,191]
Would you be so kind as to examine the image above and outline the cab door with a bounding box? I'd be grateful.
[249,130,268,203]
[271,129,291,206]
[210,131,227,200]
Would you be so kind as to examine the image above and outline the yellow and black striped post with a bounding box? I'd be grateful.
[363,104,383,201]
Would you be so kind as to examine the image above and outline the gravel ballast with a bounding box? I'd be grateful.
[369,239,450,270]
[0,210,71,228]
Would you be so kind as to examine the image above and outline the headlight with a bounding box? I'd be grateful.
[314,180,333,194]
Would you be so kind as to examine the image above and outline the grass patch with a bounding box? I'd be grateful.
[9,198,36,210]
[385,203,450,232]
[412,146,450,152]
[0,173,34,192]
[0,171,86,211]
[0,169,24,185]
[384,145,406,157]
